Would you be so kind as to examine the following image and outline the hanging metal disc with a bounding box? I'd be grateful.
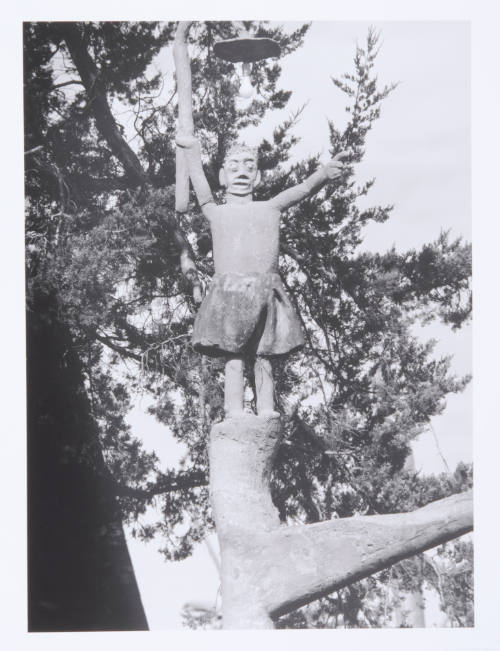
[213,37,281,63]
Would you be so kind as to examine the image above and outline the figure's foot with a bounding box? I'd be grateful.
[223,409,280,420]
[257,409,280,419]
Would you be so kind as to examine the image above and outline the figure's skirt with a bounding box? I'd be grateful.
[192,272,305,357]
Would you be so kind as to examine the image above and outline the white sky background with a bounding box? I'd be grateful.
[123,20,472,630]
[4,2,500,649]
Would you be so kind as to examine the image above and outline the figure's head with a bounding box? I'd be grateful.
[219,143,261,196]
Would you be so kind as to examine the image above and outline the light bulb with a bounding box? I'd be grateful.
[239,76,254,99]
[239,62,255,100]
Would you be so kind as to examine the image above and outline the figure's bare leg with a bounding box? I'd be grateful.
[224,357,244,416]
[254,357,275,415]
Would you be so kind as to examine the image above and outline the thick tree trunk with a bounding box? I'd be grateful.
[209,414,473,629]
[209,413,282,628]
[27,291,148,631]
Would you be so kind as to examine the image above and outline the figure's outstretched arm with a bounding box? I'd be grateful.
[269,151,349,211]
[176,135,215,216]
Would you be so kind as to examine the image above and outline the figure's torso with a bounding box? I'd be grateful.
[207,201,280,274]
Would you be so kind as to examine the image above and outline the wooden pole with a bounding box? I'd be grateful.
[173,21,195,213]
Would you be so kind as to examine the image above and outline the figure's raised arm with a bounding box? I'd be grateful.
[269,151,349,211]
[176,135,215,216]
[173,22,215,216]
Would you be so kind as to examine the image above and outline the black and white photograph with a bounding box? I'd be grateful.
[3,2,500,648]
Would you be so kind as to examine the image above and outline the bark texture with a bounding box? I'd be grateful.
[209,413,282,628]
[209,414,473,629]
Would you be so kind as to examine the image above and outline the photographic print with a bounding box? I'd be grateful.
[23,19,472,632]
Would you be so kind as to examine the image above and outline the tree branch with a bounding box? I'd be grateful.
[53,22,202,301]
[260,489,473,619]
[25,145,44,156]
[56,22,147,186]
[109,469,207,499]
[93,332,142,362]
[52,79,85,90]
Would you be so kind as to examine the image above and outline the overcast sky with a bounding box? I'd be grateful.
[123,20,472,629]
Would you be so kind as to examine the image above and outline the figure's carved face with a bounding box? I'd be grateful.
[220,149,261,196]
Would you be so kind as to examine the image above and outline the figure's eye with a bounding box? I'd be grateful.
[227,163,238,172]
[245,162,256,171]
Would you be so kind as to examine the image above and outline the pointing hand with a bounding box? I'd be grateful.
[324,150,350,179]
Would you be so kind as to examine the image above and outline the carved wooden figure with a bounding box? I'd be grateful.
[177,136,348,415]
